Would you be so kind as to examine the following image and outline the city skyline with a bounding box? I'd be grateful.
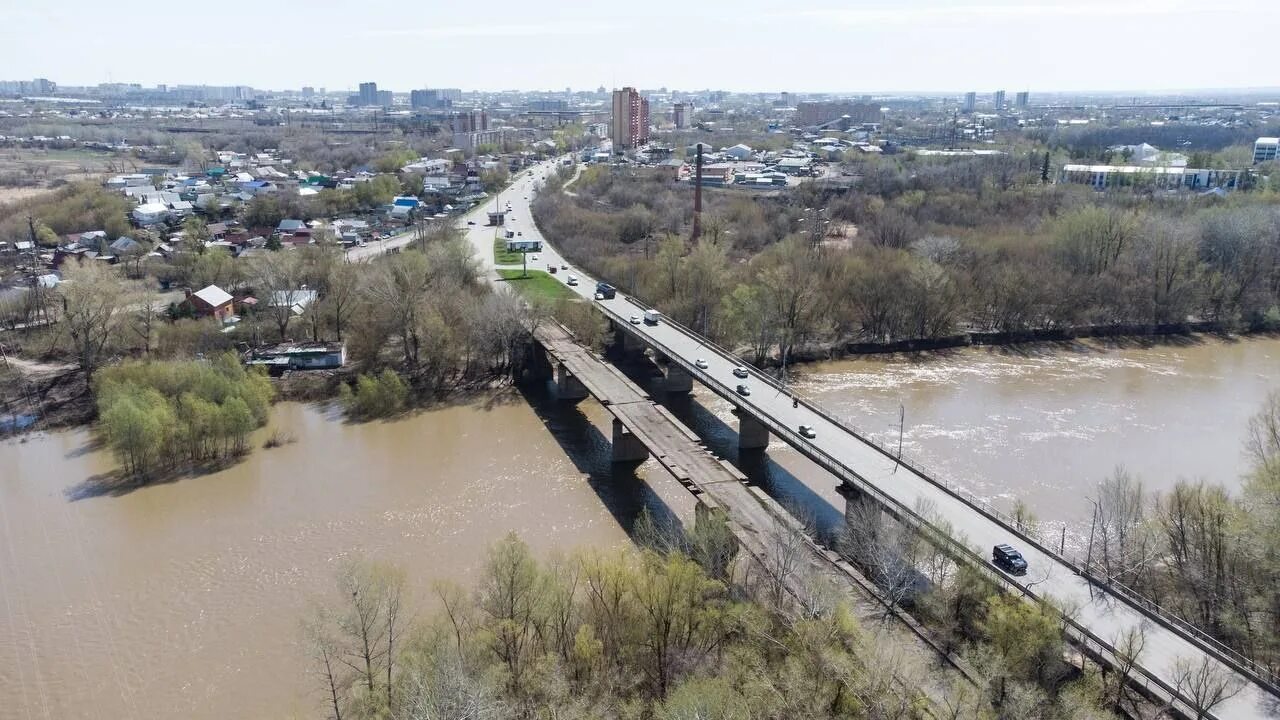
[4,0,1279,94]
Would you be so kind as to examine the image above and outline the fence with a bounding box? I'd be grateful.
[617,294,1280,704]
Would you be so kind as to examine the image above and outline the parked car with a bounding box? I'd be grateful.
[732,366,749,379]
[695,358,709,369]
[798,425,817,439]
[629,315,641,324]
[735,384,751,396]
[992,544,1028,575]
[567,275,578,286]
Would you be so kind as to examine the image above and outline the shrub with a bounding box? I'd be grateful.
[343,369,409,420]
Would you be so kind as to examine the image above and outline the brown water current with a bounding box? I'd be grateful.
[2,335,1277,718]
[786,335,1280,524]
[0,390,687,720]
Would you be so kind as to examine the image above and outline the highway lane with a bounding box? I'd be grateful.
[344,157,565,267]
[521,181,1277,720]
[356,157,1277,716]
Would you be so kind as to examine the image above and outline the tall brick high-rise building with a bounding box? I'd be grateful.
[611,87,650,150]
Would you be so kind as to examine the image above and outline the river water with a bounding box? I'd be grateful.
[787,335,1280,526]
[0,389,690,720]
[2,336,1277,718]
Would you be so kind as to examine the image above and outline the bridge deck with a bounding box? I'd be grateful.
[588,298,1279,720]
[534,322,966,703]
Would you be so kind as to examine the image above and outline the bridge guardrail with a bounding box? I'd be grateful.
[607,307,1209,718]
[616,295,1279,699]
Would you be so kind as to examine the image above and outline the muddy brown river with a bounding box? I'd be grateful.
[2,335,1277,718]
[0,390,691,720]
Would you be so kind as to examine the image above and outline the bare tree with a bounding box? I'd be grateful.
[1246,390,1280,477]
[1102,624,1147,713]
[841,497,919,618]
[57,260,130,376]
[304,613,349,720]
[1172,655,1244,720]
[1094,467,1156,585]
[251,251,303,341]
[130,284,161,357]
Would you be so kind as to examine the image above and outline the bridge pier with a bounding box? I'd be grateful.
[734,407,770,450]
[523,341,553,383]
[611,418,650,463]
[610,323,647,359]
[655,359,693,395]
[554,362,589,402]
[835,480,887,555]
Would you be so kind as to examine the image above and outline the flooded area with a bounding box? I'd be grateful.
[0,390,689,720]
[3,335,1277,719]
[787,335,1280,526]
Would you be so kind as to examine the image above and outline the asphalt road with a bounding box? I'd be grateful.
[351,155,1277,717]
[513,164,1277,720]
[344,158,567,269]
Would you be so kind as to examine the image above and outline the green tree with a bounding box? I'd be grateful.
[99,386,172,478]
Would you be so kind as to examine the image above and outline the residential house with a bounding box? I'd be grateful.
[184,284,235,321]
[133,202,170,225]
[277,219,307,235]
[270,289,318,317]
[109,236,141,255]
[242,180,277,196]
[245,341,346,374]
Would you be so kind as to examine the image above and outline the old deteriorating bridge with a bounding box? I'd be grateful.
[528,300,1280,720]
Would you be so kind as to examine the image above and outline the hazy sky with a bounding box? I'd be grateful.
[5,0,1278,94]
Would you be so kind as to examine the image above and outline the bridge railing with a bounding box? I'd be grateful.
[617,295,1280,698]
[608,305,1213,717]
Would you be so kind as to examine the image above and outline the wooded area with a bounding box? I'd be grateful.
[533,158,1280,364]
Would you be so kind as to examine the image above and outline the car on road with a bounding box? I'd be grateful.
[517,231,523,236]
[735,384,751,396]
[798,425,817,439]
[732,366,749,379]
[629,315,641,324]
[992,544,1028,575]
[566,275,578,286]
[467,220,476,225]
[548,265,557,274]
[560,263,567,270]
[531,254,538,261]
[695,358,709,369]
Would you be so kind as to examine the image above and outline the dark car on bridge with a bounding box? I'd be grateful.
[992,544,1028,575]
[595,282,617,299]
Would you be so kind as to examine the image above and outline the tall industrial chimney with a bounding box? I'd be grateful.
[691,144,703,242]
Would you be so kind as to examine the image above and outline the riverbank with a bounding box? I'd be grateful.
[761,323,1280,369]
[0,395,649,720]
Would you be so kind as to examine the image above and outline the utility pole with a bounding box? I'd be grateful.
[894,404,905,473]
[26,216,45,325]
[691,144,703,242]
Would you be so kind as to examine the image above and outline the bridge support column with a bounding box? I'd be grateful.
[657,362,693,395]
[734,408,770,450]
[611,418,650,463]
[610,323,647,359]
[836,480,884,549]
[554,362,589,402]
[523,341,553,383]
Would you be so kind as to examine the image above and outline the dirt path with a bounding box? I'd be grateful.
[1,354,76,379]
